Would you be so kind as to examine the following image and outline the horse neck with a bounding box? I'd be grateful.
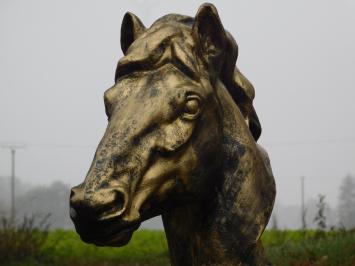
[161,81,273,266]
[162,200,221,266]
[161,191,266,266]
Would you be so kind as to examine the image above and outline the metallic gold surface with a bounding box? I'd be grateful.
[70,3,275,265]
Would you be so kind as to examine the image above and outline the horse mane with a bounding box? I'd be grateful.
[116,14,262,141]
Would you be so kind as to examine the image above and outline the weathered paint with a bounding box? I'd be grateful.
[70,3,275,265]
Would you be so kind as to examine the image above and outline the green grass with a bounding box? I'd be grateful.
[262,230,355,266]
[43,229,169,266]
[2,229,355,266]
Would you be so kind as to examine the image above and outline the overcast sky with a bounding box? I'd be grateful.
[1,0,354,214]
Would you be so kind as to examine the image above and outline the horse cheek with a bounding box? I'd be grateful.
[157,118,195,152]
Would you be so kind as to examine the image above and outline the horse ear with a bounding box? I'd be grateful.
[121,12,146,55]
[192,3,227,80]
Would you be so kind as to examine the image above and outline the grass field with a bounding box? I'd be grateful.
[1,228,355,266]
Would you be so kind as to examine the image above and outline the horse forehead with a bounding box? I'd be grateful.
[112,66,194,100]
[139,22,192,50]
[135,25,184,49]
[120,24,194,66]
[141,66,196,93]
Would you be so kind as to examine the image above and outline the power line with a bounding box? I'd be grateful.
[27,143,95,149]
[0,142,95,150]
[263,137,355,146]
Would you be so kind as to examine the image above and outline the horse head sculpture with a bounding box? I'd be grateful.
[70,3,276,265]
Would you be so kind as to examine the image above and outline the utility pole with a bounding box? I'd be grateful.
[0,144,25,224]
[301,176,306,230]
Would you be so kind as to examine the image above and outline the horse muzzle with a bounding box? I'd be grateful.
[69,184,141,246]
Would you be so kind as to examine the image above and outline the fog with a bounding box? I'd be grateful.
[1,0,354,229]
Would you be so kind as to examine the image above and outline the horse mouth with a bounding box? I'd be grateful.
[78,221,141,247]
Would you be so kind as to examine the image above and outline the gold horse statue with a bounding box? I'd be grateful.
[70,3,276,265]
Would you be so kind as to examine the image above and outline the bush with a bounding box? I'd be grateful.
[0,214,52,264]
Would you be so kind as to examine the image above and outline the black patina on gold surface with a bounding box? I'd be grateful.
[70,3,276,265]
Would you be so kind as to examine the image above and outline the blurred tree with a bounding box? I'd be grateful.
[338,174,355,229]
[314,194,327,230]
[15,181,73,229]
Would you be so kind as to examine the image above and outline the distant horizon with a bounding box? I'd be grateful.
[0,175,347,230]
[1,156,353,210]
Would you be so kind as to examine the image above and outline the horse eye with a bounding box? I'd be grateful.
[185,99,199,114]
[183,95,201,119]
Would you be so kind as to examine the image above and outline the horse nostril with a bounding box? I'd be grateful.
[94,189,127,220]
[70,189,75,199]
[69,185,127,221]
[115,190,125,213]
[70,184,84,201]
[69,185,86,221]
